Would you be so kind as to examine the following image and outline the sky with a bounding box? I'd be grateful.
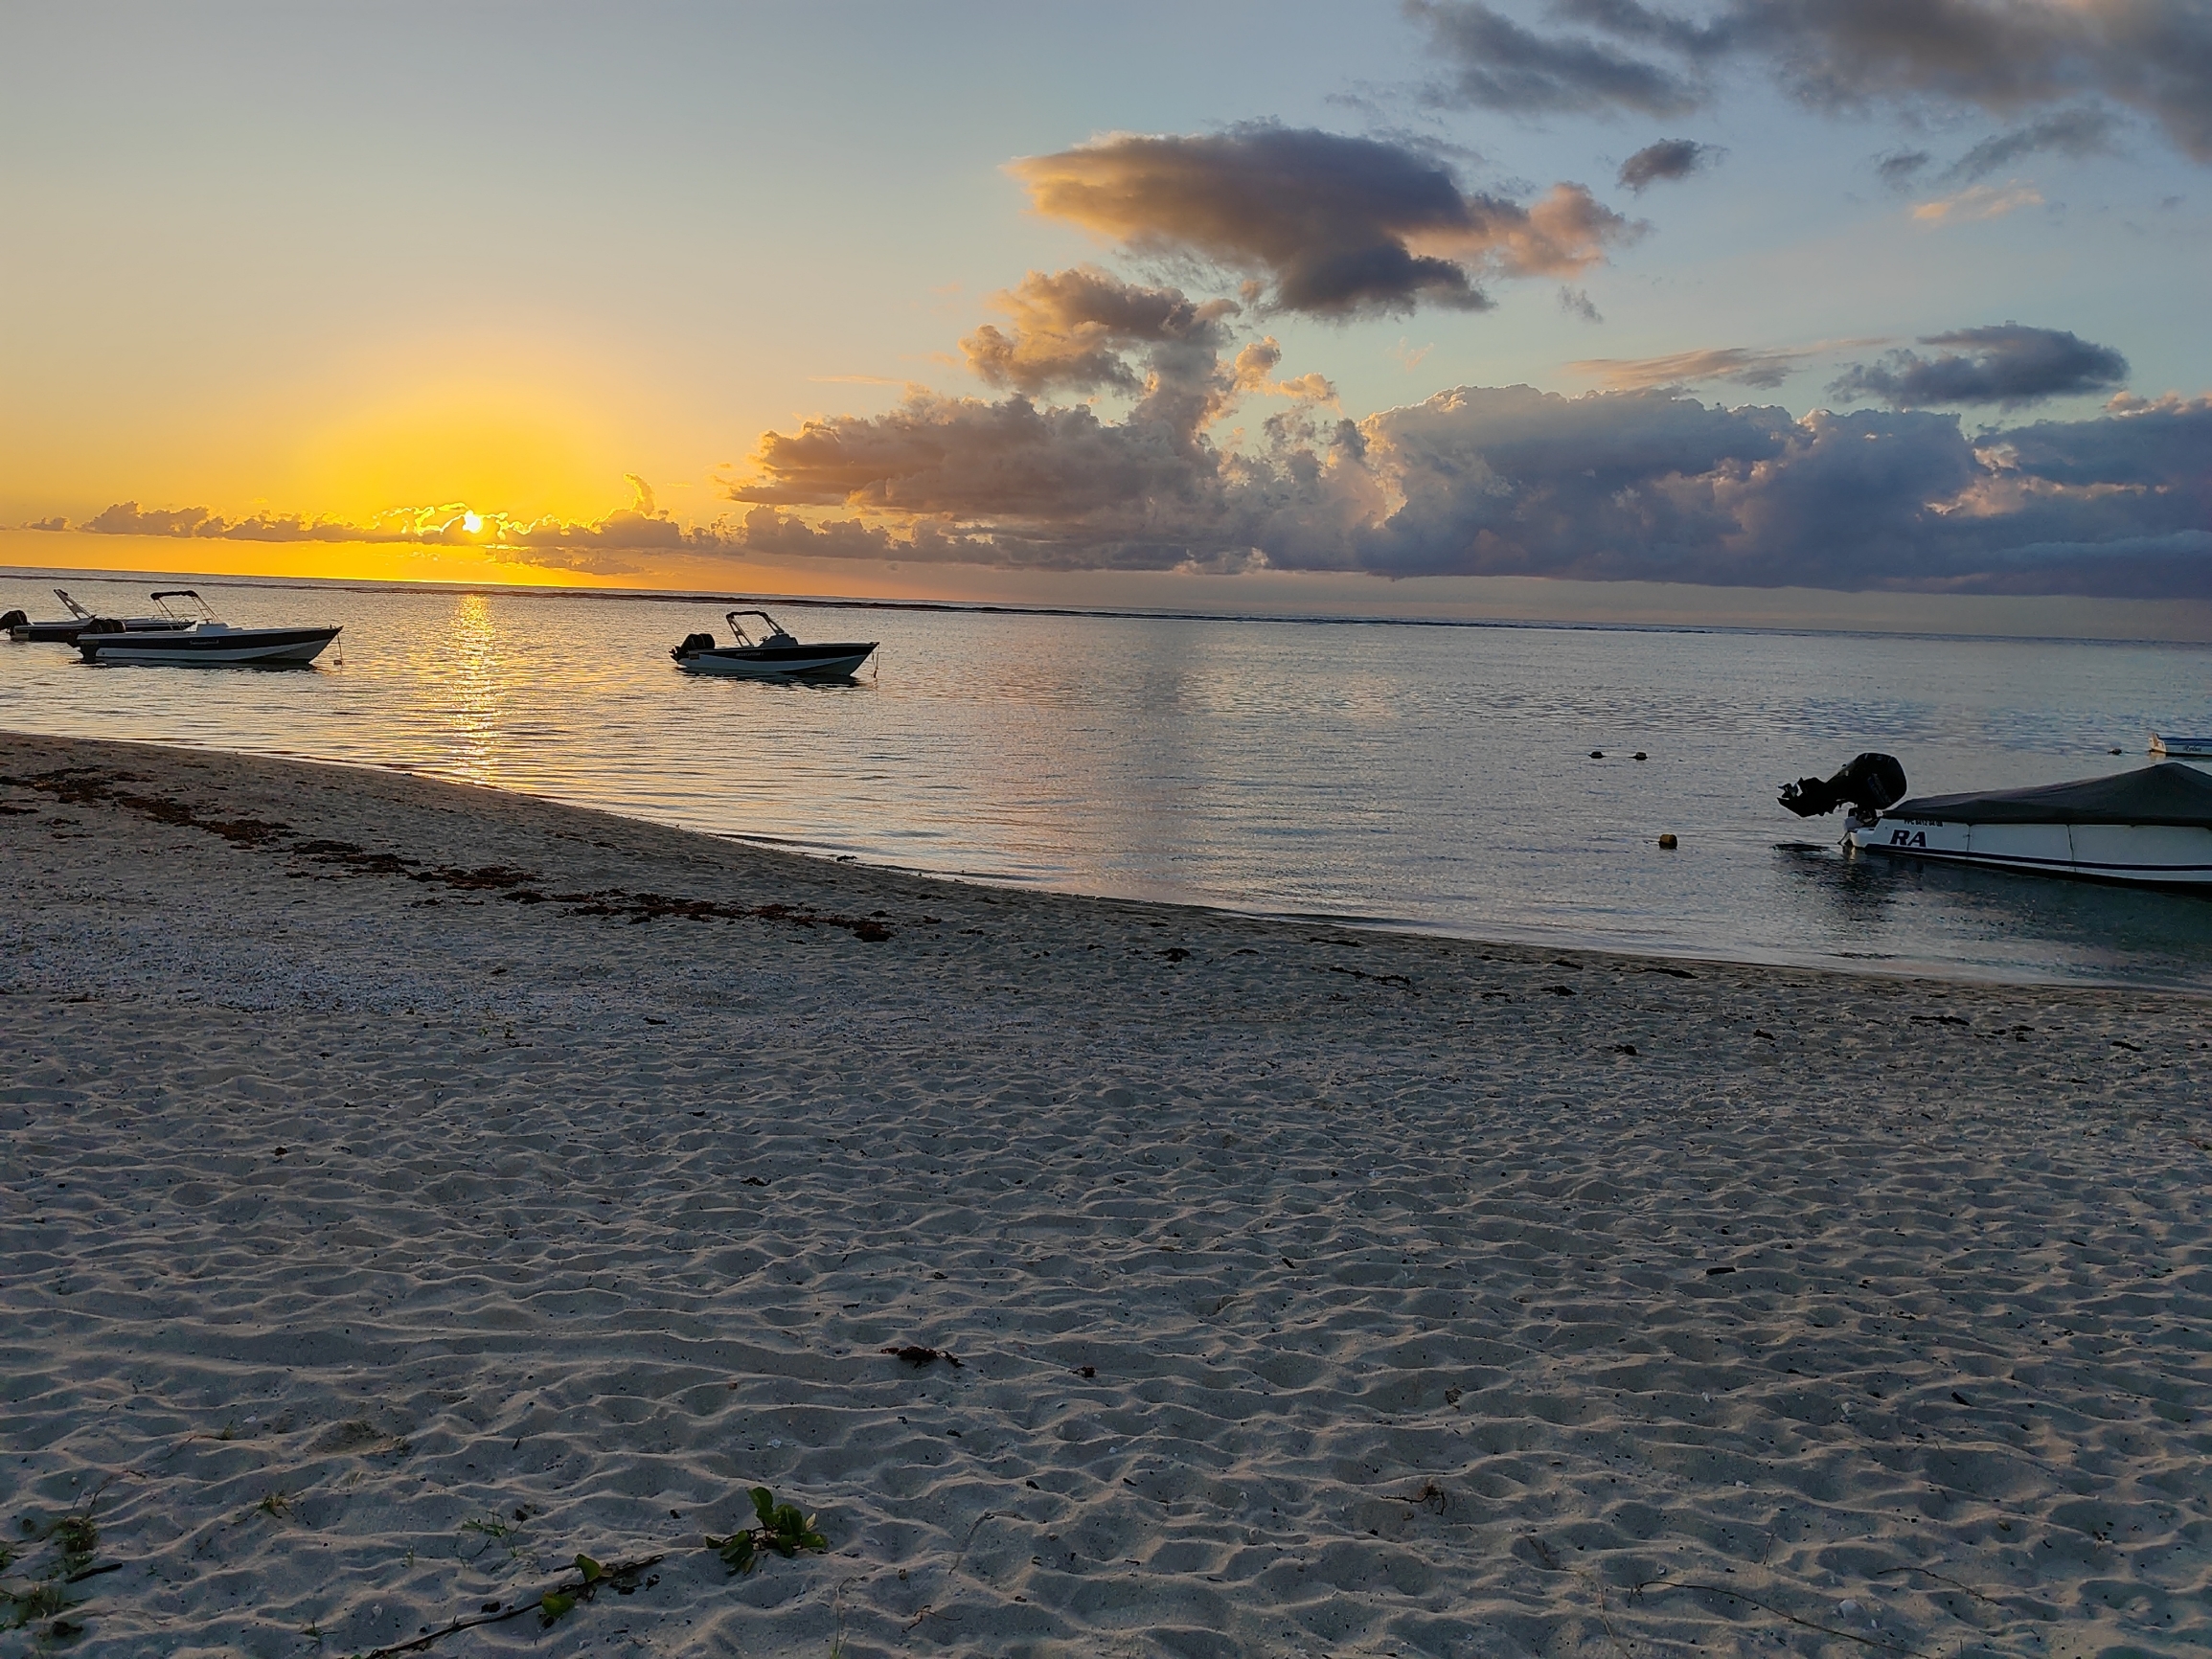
[3,0,2208,632]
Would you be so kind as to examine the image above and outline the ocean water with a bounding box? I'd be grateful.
[7,572,2212,989]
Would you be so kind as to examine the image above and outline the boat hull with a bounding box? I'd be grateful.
[1849,816,2212,885]
[2151,735,2212,759]
[79,625,341,666]
[11,619,192,644]
[675,643,876,680]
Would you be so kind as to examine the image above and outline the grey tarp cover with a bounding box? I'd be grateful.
[1892,761,2212,827]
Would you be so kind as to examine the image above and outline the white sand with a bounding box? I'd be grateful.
[3,733,2209,1657]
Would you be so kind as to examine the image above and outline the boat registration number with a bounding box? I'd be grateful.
[1887,830,1928,848]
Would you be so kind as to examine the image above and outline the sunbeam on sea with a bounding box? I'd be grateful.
[8,573,2212,989]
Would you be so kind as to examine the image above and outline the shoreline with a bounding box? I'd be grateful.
[13,724,2208,999]
[5,733,2209,1656]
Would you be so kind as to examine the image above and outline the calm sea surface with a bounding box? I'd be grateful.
[8,573,2212,989]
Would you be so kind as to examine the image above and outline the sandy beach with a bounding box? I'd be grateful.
[4,732,2208,1658]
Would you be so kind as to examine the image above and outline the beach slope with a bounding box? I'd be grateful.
[3,734,2208,1656]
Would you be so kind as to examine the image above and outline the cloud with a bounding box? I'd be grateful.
[1945,106,2120,178]
[59,386,2212,597]
[1558,285,1604,322]
[1829,323,2131,409]
[959,266,1237,397]
[1412,0,2212,164]
[702,370,2212,597]
[1876,148,1933,188]
[1909,180,2043,222]
[1008,124,1636,318]
[1407,0,1715,116]
[64,491,721,573]
[1617,137,1722,191]
[1572,344,1820,390]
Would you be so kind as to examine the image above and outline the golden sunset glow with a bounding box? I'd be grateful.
[2,5,2204,622]
[285,382,613,528]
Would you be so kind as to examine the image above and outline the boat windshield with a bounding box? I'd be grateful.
[150,590,217,624]
[723,608,797,648]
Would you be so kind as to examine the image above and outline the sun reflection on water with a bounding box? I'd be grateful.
[442,593,503,785]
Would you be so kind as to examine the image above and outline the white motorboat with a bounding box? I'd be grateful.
[4,588,194,644]
[1782,752,2212,886]
[671,607,877,680]
[2150,734,2212,759]
[75,590,340,666]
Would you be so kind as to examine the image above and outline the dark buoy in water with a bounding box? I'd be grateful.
[1633,751,1648,761]
[1589,749,1605,759]
[1657,833,1678,849]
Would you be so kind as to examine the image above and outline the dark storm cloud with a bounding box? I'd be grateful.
[1830,324,2131,409]
[1414,0,2212,163]
[1009,124,1634,318]
[1617,137,1722,190]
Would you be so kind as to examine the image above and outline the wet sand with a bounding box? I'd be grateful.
[3,733,2208,1657]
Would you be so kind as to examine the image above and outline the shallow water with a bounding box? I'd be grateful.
[7,573,2212,988]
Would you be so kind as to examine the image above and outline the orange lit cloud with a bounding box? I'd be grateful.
[1910,180,2045,223]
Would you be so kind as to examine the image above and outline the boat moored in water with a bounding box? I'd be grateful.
[4,588,195,644]
[672,607,877,680]
[1782,752,2212,887]
[75,591,341,667]
[2150,733,2212,759]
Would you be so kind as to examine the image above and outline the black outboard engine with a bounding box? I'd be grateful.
[672,631,716,661]
[1779,752,1907,824]
[0,609,26,631]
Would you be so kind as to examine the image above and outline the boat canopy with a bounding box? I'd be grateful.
[1893,761,2212,828]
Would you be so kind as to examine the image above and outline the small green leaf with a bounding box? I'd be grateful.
[575,1554,603,1584]
[538,1590,577,1625]
[749,1488,775,1526]
[712,1531,756,1574]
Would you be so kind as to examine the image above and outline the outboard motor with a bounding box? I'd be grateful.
[1779,752,1907,825]
[672,631,716,661]
[0,609,26,631]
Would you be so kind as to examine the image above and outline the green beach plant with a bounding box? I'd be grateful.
[706,1488,828,1574]
[52,1513,96,1570]
[2,1507,103,1631]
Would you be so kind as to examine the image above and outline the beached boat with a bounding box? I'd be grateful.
[75,590,340,666]
[671,607,877,681]
[3,588,194,644]
[2149,734,2212,759]
[1782,752,2212,886]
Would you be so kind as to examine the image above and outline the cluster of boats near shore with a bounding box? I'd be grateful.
[8,583,2210,893]
[3,588,343,665]
[4,590,878,679]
